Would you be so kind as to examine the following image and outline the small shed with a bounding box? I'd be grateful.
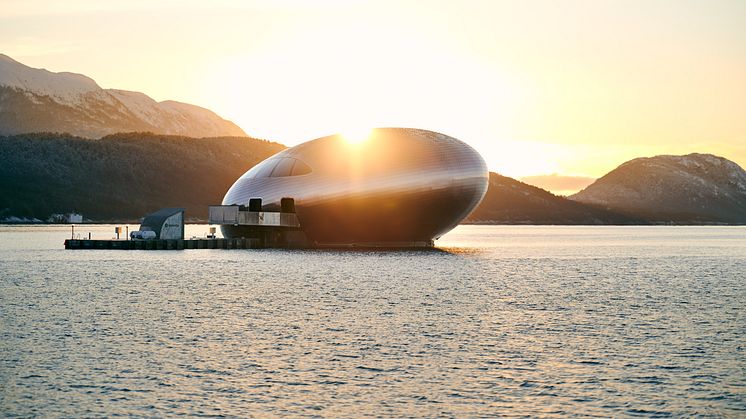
[140,208,184,240]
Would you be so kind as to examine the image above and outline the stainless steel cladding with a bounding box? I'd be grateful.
[221,128,489,246]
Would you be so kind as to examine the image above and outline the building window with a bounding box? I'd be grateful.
[246,157,312,179]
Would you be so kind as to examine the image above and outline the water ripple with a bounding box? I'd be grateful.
[0,225,744,416]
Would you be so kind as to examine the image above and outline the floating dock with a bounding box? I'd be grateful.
[63,203,307,250]
[64,238,261,250]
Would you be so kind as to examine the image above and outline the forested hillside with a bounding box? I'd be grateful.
[570,153,746,223]
[4,133,715,225]
[465,172,643,224]
[0,132,284,221]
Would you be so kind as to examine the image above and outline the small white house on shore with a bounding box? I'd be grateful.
[48,213,83,223]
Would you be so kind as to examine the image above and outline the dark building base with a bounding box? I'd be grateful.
[219,225,435,248]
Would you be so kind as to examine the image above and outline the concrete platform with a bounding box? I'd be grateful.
[64,238,261,250]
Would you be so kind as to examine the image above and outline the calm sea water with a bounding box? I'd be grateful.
[1,225,744,417]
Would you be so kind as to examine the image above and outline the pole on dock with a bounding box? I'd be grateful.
[71,224,74,239]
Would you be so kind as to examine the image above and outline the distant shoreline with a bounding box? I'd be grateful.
[2,221,743,226]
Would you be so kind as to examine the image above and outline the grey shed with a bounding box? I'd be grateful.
[140,208,185,240]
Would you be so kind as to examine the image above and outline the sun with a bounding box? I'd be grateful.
[341,127,372,145]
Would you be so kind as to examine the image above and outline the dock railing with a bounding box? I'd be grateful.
[208,205,300,228]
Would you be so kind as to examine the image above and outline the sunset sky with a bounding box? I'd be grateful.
[2,0,744,194]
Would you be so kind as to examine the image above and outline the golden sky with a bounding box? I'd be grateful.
[2,0,745,192]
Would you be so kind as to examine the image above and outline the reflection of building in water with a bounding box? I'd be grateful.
[215,128,489,248]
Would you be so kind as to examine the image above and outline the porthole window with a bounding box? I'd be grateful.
[256,161,279,178]
[244,157,311,179]
[291,160,312,176]
[244,159,279,179]
[270,158,296,177]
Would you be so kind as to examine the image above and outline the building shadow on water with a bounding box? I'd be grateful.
[252,246,482,257]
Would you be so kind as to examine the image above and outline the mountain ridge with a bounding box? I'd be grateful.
[1,133,742,224]
[0,54,246,138]
[1,55,743,224]
[0,132,646,224]
[570,153,746,223]
[0,132,283,221]
[464,172,643,225]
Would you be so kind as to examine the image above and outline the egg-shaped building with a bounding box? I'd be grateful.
[221,128,488,247]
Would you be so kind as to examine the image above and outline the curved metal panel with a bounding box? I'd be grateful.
[222,128,488,245]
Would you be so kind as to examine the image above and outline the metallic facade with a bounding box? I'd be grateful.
[221,128,488,246]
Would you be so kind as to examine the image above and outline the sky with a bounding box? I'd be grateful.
[2,0,745,194]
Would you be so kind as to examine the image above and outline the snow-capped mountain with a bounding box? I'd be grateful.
[570,153,746,223]
[0,54,245,138]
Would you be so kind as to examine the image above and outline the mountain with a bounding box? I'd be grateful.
[0,132,641,224]
[570,153,746,223]
[0,132,284,221]
[465,172,642,224]
[2,132,740,225]
[0,54,246,138]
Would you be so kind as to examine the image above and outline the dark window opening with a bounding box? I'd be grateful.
[245,157,312,179]
[270,158,296,177]
[291,160,312,176]
[252,160,278,178]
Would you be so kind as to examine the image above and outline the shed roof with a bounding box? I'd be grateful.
[141,207,184,234]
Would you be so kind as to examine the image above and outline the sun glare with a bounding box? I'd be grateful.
[485,140,565,179]
[341,127,372,145]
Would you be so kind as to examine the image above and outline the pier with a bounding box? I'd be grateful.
[64,237,261,250]
[64,202,307,250]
